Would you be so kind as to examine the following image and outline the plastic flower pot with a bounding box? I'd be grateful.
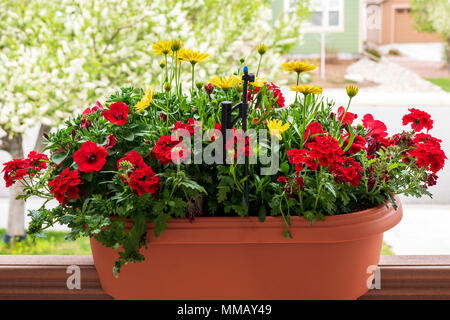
[90,196,402,300]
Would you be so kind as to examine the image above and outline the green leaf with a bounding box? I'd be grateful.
[51,152,68,165]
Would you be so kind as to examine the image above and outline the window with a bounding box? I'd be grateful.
[287,0,344,32]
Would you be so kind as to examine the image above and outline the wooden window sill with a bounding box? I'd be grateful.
[1,255,450,300]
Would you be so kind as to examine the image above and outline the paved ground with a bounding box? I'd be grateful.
[378,42,445,62]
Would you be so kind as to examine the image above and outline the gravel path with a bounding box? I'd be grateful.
[346,57,444,93]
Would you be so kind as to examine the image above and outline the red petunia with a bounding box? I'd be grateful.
[362,114,388,140]
[128,166,160,196]
[117,150,147,171]
[402,108,433,132]
[303,121,325,142]
[103,101,129,125]
[73,141,108,173]
[337,106,357,125]
[48,168,82,207]
[342,134,366,154]
[105,135,116,149]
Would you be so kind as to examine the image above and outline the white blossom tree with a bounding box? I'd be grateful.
[0,0,309,241]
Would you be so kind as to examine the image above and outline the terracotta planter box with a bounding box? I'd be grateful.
[90,197,402,300]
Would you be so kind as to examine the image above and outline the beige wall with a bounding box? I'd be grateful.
[369,0,441,45]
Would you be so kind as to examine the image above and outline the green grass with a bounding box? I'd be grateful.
[0,228,91,255]
[0,228,394,255]
[426,77,450,92]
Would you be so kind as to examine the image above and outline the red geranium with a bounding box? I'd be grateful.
[103,101,129,125]
[402,108,433,132]
[48,168,82,206]
[303,121,325,141]
[128,166,160,196]
[117,150,147,171]
[343,134,366,154]
[337,106,357,125]
[362,114,388,140]
[73,141,108,173]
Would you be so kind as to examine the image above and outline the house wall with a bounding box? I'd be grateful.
[377,0,441,45]
[289,0,361,56]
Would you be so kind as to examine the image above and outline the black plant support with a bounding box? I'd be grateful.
[220,66,255,215]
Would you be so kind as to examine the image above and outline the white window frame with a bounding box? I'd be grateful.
[284,0,345,33]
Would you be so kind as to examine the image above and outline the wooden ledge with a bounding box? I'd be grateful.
[1,255,450,300]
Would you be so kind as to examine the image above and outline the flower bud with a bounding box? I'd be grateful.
[164,82,172,92]
[170,39,183,52]
[345,84,359,98]
[196,81,204,90]
[204,83,214,95]
[159,59,166,69]
[257,43,267,55]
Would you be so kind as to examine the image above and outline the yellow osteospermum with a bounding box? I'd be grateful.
[209,75,238,90]
[282,60,317,74]
[152,40,173,56]
[233,75,267,88]
[289,84,323,95]
[266,119,290,141]
[178,48,209,65]
[134,85,154,113]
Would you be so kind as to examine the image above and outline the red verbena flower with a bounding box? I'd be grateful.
[329,158,363,187]
[337,106,357,125]
[153,136,190,165]
[402,108,433,132]
[224,130,253,160]
[287,148,318,172]
[173,120,195,136]
[2,158,29,187]
[73,141,108,173]
[409,139,446,173]
[277,176,288,184]
[306,135,345,167]
[128,166,160,196]
[103,101,129,125]
[48,168,82,207]
[26,151,49,170]
[362,114,388,140]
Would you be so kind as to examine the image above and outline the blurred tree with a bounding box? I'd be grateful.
[411,0,450,65]
[0,0,309,242]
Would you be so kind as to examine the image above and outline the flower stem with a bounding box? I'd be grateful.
[191,63,195,91]
[256,55,262,78]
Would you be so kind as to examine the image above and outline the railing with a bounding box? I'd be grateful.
[1,255,450,300]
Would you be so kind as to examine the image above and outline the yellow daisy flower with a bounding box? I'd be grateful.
[134,85,154,113]
[233,75,267,88]
[289,85,323,95]
[282,60,317,74]
[178,48,209,65]
[266,119,290,141]
[257,43,267,55]
[209,76,238,90]
[345,84,359,98]
[170,39,183,52]
[152,40,173,56]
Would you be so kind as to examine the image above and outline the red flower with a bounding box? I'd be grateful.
[26,151,49,170]
[83,101,104,115]
[81,117,92,129]
[287,148,318,172]
[362,114,388,140]
[304,121,325,141]
[173,120,195,136]
[337,106,357,125]
[204,83,214,95]
[105,135,116,149]
[343,134,366,154]
[153,136,191,165]
[295,176,304,189]
[306,135,345,167]
[2,158,29,187]
[402,108,433,132]
[329,158,363,187]
[103,102,129,125]
[277,176,288,184]
[73,141,108,173]
[409,139,446,173]
[225,130,253,160]
[425,173,438,188]
[128,166,160,196]
[412,133,441,147]
[117,150,147,170]
[249,82,285,108]
[48,168,82,206]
